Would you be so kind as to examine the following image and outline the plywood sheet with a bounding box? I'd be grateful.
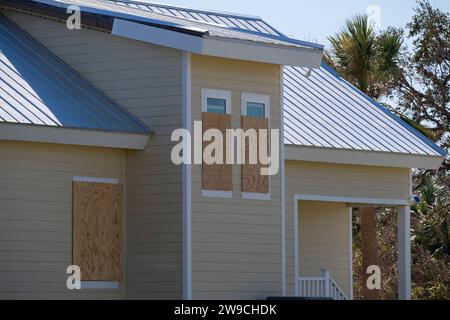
[202,112,233,191]
[73,181,123,281]
[242,116,270,194]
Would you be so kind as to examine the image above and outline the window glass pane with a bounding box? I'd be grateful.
[207,97,226,114]
[246,102,265,118]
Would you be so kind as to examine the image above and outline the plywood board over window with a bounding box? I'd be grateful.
[241,116,270,194]
[202,112,233,191]
[73,181,123,281]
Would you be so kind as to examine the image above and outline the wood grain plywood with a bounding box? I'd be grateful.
[73,182,123,281]
[241,116,269,194]
[202,112,232,191]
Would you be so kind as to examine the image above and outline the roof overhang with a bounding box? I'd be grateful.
[112,18,323,68]
[285,144,445,170]
[1,0,323,66]
[0,123,149,150]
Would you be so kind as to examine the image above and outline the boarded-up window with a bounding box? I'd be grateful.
[73,181,123,281]
[202,112,233,191]
[241,116,270,194]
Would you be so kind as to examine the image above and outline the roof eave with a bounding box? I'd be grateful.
[285,144,445,170]
[112,18,323,68]
[0,123,150,150]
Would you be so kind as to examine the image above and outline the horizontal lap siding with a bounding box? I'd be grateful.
[299,201,350,297]
[4,12,184,299]
[0,141,125,299]
[191,55,282,299]
[285,160,410,296]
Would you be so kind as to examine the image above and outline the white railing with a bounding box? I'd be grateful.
[298,269,349,300]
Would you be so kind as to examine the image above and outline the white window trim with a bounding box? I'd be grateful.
[241,92,271,200]
[201,88,232,114]
[242,192,271,201]
[73,176,119,184]
[80,281,120,290]
[202,190,233,199]
[241,92,270,118]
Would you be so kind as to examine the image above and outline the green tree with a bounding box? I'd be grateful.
[327,14,403,300]
[393,0,450,171]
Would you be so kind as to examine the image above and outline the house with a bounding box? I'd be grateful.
[0,0,445,300]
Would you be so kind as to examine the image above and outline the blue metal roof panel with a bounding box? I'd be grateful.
[284,64,445,157]
[0,14,150,134]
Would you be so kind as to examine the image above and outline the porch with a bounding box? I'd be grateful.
[293,196,411,300]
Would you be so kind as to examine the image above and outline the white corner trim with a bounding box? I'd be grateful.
[241,92,271,119]
[73,177,120,184]
[201,88,232,114]
[348,207,353,300]
[202,190,233,198]
[280,66,286,296]
[294,194,299,296]
[182,52,192,300]
[241,192,271,201]
[397,205,412,300]
[297,194,410,206]
[80,281,120,289]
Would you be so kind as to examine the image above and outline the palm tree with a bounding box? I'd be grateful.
[327,14,403,300]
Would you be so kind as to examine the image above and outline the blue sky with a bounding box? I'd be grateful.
[141,0,449,48]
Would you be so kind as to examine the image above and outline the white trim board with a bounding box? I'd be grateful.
[279,66,286,296]
[73,177,120,184]
[182,51,192,300]
[241,192,271,201]
[297,194,410,206]
[202,190,233,198]
[112,19,323,68]
[0,123,149,150]
[348,208,353,300]
[285,145,444,170]
[80,281,120,290]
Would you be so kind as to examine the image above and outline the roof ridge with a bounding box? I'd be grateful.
[108,0,263,20]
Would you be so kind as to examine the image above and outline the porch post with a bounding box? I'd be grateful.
[397,205,411,300]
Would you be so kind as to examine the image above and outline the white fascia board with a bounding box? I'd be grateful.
[0,123,149,150]
[201,36,322,68]
[285,144,444,170]
[112,19,323,68]
[112,18,205,53]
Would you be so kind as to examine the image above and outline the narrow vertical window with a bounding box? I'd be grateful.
[201,89,232,198]
[241,93,271,200]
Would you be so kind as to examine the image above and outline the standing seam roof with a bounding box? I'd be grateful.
[0,14,150,134]
[104,1,445,157]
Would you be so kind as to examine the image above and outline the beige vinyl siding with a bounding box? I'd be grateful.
[0,141,125,299]
[285,160,410,296]
[4,11,184,299]
[190,54,282,299]
[298,201,350,297]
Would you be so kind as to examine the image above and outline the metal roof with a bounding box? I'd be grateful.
[0,14,149,134]
[283,64,445,156]
[32,0,323,50]
[107,1,444,157]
